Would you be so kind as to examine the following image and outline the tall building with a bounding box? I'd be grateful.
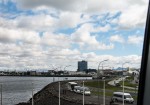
[77,60,88,72]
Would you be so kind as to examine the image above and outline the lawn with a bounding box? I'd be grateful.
[84,80,138,100]
[84,80,123,91]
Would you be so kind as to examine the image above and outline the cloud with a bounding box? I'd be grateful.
[41,32,71,48]
[16,14,57,31]
[127,35,144,45]
[0,42,141,70]
[56,12,82,28]
[13,0,126,13]
[0,27,40,44]
[0,0,145,70]
[110,35,124,43]
[71,24,114,50]
[118,5,147,29]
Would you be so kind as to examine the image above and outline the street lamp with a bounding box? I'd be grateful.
[32,82,34,105]
[97,59,109,105]
[103,79,105,105]
[49,64,59,82]
[59,81,60,105]
[83,81,85,105]
[122,62,129,105]
[63,65,71,80]
[1,83,2,105]
[97,59,109,77]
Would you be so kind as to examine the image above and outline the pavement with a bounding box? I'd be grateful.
[60,80,137,105]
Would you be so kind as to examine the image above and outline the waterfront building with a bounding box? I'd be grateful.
[77,60,88,72]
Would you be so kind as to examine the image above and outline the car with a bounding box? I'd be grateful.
[115,83,121,87]
[74,86,81,93]
[111,92,134,104]
[67,82,78,91]
[79,87,91,95]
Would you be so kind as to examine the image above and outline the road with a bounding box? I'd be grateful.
[61,81,137,105]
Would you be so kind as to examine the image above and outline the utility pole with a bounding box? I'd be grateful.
[1,84,2,105]
[83,81,84,105]
[122,62,129,105]
[97,59,109,105]
[63,65,71,80]
[103,80,105,105]
[59,81,60,105]
[32,82,34,105]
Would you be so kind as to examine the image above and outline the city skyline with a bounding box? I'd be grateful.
[0,0,148,70]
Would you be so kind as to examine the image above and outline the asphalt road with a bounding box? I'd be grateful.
[62,89,137,105]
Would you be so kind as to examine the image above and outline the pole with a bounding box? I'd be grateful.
[83,81,84,105]
[53,76,55,82]
[59,81,60,105]
[63,65,71,80]
[97,59,108,105]
[1,84,2,105]
[122,63,125,105]
[121,62,129,105]
[103,80,105,105]
[32,82,34,105]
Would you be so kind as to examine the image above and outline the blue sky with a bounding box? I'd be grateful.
[0,0,148,71]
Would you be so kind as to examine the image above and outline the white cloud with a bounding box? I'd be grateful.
[41,32,71,48]
[118,5,147,29]
[0,43,141,70]
[71,24,114,50]
[110,35,124,43]
[0,0,146,70]
[56,12,82,28]
[71,53,141,69]
[0,27,40,44]
[128,35,144,45]
[16,14,57,31]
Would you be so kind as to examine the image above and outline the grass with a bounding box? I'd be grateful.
[92,90,113,96]
[126,76,134,81]
[84,80,138,101]
[84,80,123,91]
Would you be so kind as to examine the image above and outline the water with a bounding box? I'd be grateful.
[0,76,91,105]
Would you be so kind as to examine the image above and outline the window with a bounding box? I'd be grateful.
[0,0,149,105]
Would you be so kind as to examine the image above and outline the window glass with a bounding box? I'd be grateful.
[0,0,149,105]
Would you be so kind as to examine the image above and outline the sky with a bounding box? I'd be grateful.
[0,0,149,71]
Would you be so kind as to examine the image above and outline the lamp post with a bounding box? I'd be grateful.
[83,81,84,105]
[59,81,60,105]
[122,62,129,105]
[103,80,105,105]
[63,65,71,80]
[49,64,58,82]
[97,59,109,105]
[32,82,34,105]
[1,84,2,105]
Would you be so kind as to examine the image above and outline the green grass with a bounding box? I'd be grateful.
[119,80,138,87]
[84,80,138,93]
[84,80,123,91]
[91,90,113,96]
[84,80,138,101]
[126,76,134,81]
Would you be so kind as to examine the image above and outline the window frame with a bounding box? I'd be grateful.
[137,1,150,105]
